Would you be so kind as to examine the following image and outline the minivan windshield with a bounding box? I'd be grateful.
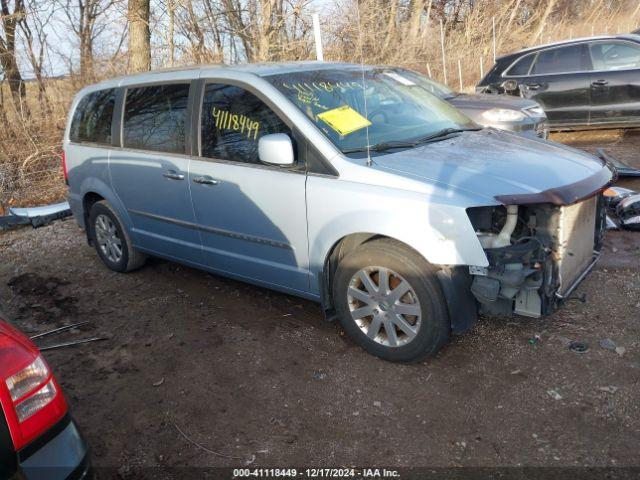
[265,67,477,155]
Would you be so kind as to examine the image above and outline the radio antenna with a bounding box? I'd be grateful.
[354,0,372,167]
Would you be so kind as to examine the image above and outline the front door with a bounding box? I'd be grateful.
[189,82,310,293]
[588,40,640,125]
[519,43,592,127]
[109,82,203,264]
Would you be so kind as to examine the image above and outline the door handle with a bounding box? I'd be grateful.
[525,83,541,90]
[591,79,608,87]
[163,170,185,180]
[192,176,219,186]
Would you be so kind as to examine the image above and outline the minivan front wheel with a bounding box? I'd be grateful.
[333,238,450,362]
[89,201,146,272]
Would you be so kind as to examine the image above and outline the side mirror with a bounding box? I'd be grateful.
[258,133,294,166]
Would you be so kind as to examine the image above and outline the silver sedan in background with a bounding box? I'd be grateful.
[398,68,549,139]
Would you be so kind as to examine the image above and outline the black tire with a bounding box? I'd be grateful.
[332,238,450,363]
[88,200,146,272]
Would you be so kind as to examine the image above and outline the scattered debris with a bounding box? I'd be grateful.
[603,186,638,208]
[598,149,640,177]
[312,372,327,380]
[373,400,382,407]
[569,341,589,354]
[547,389,563,400]
[606,215,619,230]
[598,386,619,394]
[600,338,617,351]
[528,333,541,345]
[0,201,71,230]
[555,335,573,347]
[30,321,91,340]
[173,422,248,460]
[510,369,521,375]
[615,346,626,357]
[29,320,102,352]
[39,337,106,351]
[153,377,165,387]
[616,194,640,231]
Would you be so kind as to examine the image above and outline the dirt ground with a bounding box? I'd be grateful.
[1,130,639,476]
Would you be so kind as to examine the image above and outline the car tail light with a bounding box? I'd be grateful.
[61,150,69,185]
[15,380,58,422]
[0,322,68,451]
[6,356,49,403]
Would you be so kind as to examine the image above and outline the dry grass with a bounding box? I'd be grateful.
[0,79,76,213]
[1,0,639,210]
[325,0,640,90]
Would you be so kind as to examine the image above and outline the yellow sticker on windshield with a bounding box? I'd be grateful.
[317,105,372,136]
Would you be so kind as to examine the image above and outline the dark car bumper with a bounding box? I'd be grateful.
[18,415,91,480]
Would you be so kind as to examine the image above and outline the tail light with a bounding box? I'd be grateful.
[0,322,67,451]
[61,150,69,185]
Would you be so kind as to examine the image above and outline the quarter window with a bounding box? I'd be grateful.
[123,84,190,154]
[200,84,291,164]
[69,89,115,144]
[505,54,535,76]
[531,44,591,75]
[590,42,640,71]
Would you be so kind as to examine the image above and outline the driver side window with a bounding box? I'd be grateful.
[200,83,291,165]
[590,42,640,71]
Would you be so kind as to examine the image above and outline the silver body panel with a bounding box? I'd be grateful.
[64,63,612,302]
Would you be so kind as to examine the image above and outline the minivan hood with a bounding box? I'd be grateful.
[372,129,612,205]
[448,93,539,111]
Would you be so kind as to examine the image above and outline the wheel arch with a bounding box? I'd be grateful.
[318,232,478,335]
[79,178,133,245]
[319,232,422,319]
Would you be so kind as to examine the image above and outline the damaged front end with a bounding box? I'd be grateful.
[467,195,606,318]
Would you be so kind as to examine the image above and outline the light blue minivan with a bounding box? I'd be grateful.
[65,62,612,362]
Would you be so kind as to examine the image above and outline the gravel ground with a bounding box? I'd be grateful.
[0,130,639,477]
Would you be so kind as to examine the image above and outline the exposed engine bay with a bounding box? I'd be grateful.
[467,195,606,318]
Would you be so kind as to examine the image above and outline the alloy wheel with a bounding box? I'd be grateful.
[347,266,422,347]
[95,214,123,264]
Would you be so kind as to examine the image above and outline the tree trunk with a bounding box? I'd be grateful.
[0,0,27,112]
[128,0,151,72]
[79,30,93,78]
[168,0,175,66]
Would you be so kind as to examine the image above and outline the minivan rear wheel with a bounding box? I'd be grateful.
[332,238,450,362]
[89,201,146,272]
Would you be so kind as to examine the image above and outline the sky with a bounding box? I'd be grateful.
[17,0,326,79]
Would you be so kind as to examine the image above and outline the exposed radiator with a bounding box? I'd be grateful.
[556,196,597,296]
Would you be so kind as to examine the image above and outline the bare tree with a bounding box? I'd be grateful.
[59,0,118,78]
[19,0,54,108]
[128,0,150,71]
[0,0,26,109]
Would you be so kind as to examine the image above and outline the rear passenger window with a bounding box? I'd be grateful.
[506,54,534,76]
[69,89,115,145]
[123,84,190,154]
[531,45,591,75]
[200,84,290,164]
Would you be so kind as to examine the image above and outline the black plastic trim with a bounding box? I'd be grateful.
[18,413,71,462]
[128,208,293,250]
[0,403,17,479]
[436,266,479,335]
[495,166,613,206]
[112,87,126,148]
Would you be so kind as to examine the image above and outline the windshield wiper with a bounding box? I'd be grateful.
[342,140,418,154]
[342,127,481,154]
[412,127,481,144]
